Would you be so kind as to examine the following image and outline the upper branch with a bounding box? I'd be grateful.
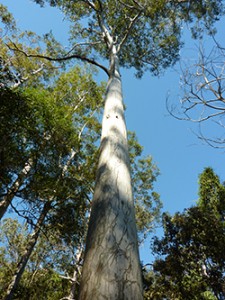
[91,0,114,50]
[7,42,110,76]
[117,10,143,52]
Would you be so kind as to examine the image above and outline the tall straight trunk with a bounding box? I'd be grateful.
[0,158,33,220]
[4,201,51,300]
[79,52,143,299]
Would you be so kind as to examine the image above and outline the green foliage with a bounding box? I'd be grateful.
[143,168,225,299]
[0,33,57,89]
[128,131,161,240]
[0,65,103,200]
[0,4,16,31]
[0,5,62,89]
[32,0,225,77]
[0,219,71,300]
[0,88,35,194]
[198,167,225,218]
[13,269,69,300]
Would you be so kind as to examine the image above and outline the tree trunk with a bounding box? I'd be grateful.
[4,201,51,300]
[0,158,33,220]
[79,52,143,299]
[61,244,83,300]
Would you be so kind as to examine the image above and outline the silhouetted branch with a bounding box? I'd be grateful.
[7,42,110,76]
[167,41,225,147]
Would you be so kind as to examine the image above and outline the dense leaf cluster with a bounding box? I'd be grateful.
[143,168,225,300]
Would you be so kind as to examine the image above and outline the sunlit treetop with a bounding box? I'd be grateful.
[0,4,16,31]
[32,0,224,77]
[198,167,225,218]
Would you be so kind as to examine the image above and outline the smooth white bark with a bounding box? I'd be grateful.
[79,54,143,299]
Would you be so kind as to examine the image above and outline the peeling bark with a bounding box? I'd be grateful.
[79,53,143,299]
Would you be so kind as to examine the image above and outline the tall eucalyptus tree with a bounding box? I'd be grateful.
[19,0,225,298]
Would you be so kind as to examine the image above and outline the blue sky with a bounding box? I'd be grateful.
[2,0,225,261]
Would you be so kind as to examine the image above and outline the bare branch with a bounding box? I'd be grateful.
[168,39,225,147]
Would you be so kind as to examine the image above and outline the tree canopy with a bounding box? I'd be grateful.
[8,0,221,78]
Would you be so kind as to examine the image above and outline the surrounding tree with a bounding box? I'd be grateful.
[0,5,64,219]
[0,13,56,90]
[0,218,71,300]
[4,202,52,300]
[0,65,103,220]
[143,167,225,300]
[0,13,104,296]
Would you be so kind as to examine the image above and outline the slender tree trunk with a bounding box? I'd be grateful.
[60,244,84,300]
[79,52,143,299]
[4,201,51,300]
[68,246,83,300]
[0,158,33,220]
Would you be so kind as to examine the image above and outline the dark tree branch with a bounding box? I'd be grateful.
[7,42,110,77]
